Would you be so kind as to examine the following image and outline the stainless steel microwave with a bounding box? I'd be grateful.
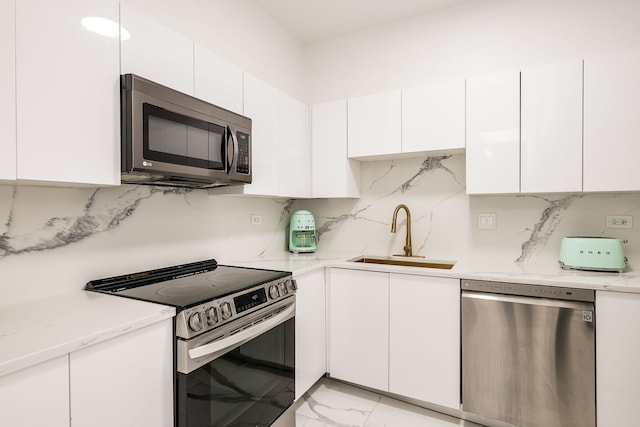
[120,74,251,189]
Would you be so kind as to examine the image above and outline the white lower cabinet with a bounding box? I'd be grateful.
[328,268,389,391]
[70,319,174,427]
[295,269,327,400]
[328,268,460,410]
[389,273,460,410]
[596,291,640,426]
[0,355,70,427]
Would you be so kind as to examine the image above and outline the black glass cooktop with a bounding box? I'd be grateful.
[86,259,290,309]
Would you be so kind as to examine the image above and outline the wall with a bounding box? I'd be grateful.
[294,156,640,270]
[0,185,292,307]
[304,0,640,102]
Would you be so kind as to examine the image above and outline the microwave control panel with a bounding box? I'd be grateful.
[236,132,250,174]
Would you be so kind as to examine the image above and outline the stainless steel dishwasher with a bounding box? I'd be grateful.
[461,279,595,427]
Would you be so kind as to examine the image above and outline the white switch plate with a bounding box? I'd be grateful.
[606,215,632,229]
[250,214,262,225]
[478,213,497,230]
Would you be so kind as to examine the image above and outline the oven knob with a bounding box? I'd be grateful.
[188,312,204,332]
[285,279,297,292]
[205,307,218,325]
[269,285,279,300]
[220,302,232,320]
[278,282,287,295]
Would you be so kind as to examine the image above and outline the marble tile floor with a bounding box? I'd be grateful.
[295,377,484,427]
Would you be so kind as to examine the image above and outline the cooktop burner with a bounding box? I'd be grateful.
[86,259,290,309]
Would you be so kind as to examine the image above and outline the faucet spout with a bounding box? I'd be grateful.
[391,204,421,258]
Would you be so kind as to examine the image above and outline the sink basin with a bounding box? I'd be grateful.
[349,256,455,270]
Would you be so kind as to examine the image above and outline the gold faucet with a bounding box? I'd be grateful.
[391,204,424,258]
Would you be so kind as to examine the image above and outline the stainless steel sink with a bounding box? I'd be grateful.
[349,256,455,270]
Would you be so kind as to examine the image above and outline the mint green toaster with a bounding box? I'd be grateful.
[559,237,626,273]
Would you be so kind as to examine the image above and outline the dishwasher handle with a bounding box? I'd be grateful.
[462,290,595,312]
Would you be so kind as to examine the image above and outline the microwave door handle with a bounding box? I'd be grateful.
[188,302,295,360]
[226,125,238,174]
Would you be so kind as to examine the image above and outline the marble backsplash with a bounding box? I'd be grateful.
[1,154,639,307]
[293,155,640,270]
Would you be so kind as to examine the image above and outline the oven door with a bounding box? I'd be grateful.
[176,298,295,427]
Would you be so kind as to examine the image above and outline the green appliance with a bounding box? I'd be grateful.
[289,210,316,253]
[559,236,626,273]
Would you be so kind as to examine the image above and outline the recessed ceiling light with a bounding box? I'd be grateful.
[81,17,130,40]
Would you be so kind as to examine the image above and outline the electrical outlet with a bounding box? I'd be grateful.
[606,215,632,229]
[250,214,262,225]
[478,213,497,230]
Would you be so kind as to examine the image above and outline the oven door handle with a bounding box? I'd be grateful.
[188,303,295,360]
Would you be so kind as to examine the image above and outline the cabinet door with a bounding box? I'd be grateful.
[120,2,193,95]
[278,93,310,198]
[194,44,243,114]
[295,269,327,400]
[70,319,173,427]
[389,274,460,410]
[521,60,583,193]
[328,268,389,391]
[241,73,280,196]
[584,50,640,192]
[0,0,16,181]
[311,100,360,198]
[596,291,640,426]
[402,79,465,154]
[0,355,69,427]
[16,0,120,185]
[348,91,401,159]
[466,71,520,194]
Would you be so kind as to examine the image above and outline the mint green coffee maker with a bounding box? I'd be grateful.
[288,210,317,253]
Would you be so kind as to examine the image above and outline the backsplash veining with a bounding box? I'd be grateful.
[0,184,290,307]
[294,155,640,269]
[1,154,640,306]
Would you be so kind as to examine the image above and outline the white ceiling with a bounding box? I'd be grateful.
[254,0,473,45]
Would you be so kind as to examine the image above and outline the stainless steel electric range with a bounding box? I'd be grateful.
[87,259,297,427]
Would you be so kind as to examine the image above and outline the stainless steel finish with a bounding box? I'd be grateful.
[461,279,594,302]
[559,260,626,273]
[121,74,252,188]
[175,276,296,339]
[177,297,295,374]
[461,279,595,427]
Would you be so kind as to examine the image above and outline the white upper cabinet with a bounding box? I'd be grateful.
[0,355,70,427]
[240,73,281,196]
[16,0,120,186]
[521,60,583,193]
[466,71,521,194]
[584,49,640,192]
[194,44,243,115]
[311,100,360,198]
[402,79,465,154]
[120,2,193,95]
[347,90,401,159]
[0,0,15,181]
[278,93,310,198]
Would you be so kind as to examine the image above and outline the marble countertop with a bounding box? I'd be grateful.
[223,251,640,294]
[0,291,175,377]
[5,250,640,379]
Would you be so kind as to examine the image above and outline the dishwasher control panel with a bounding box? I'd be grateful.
[461,279,595,302]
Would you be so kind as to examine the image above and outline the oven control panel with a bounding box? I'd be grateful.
[176,277,297,339]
